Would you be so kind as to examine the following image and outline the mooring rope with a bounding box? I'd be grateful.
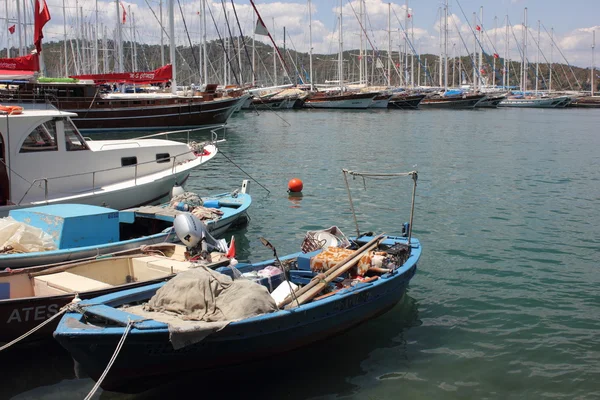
[83,318,134,400]
[0,296,83,352]
[217,150,271,194]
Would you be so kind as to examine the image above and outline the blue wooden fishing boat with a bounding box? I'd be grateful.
[0,181,251,270]
[53,170,421,394]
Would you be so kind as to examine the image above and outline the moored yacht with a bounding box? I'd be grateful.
[0,106,218,216]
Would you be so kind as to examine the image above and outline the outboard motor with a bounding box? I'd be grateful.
[173,213,228,253]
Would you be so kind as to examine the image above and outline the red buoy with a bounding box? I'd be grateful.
[288,178,303,193]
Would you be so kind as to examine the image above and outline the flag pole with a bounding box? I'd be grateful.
[249,0,291,83]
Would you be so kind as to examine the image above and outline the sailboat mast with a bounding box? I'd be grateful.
[387,2,391,87]
[506,16,510,88]
[592,30,596,96]
[169,0,176,94]
[16,0,23,56]
[549,27,553,92]
[472,12,476,89]
[444,0,448,90]
[63,0,68,75]
[410,8,414,87]
[5,0,10,58]
[202,0,207,86]
[478,7,483,88]
[338,0,343,92]
[308,0,314,90]
[492,16,497,87]
[359,0,363,85]
[116,0,123,73]
[522,7,527,92]
[536,20,539,94]
[251,5,255,85]
[438,7,442,87]
[159,0,164,66]
[95,0,98,73]
[405,0,408,86]
[129,5,133,71]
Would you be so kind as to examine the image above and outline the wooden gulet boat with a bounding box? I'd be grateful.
[52,169,422,394]
[388,93,427,109]
[420,93,487,109]
[303,91,377,109]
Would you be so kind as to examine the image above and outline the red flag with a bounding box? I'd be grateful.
[34,0,51,53]
[120,2,127,24]
[475,25,481,31]
[493,53,499,59]
[8,25,15,34]
[226,236,236,259]
[407,13,411,18]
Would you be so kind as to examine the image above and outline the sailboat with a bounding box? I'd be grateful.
[303,0,377,109]
[419,1,486,109]
[0,0,248,132]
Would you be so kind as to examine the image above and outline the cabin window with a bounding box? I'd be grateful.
[62,118,90,151]
[156,153,171,163]
[121,156,137,166]
[19,121,58,153]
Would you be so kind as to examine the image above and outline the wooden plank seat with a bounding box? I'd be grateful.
[34,272,113,295]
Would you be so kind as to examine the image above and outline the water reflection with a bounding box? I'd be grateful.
[287,192,303,208]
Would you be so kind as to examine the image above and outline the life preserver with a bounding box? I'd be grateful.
[0,105,24,115]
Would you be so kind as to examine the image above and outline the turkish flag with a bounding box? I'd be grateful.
[120,2,127,24]
[493,53,499,59]
[34,0,51,53]
[476,25,481,31]
[8,25,15,34]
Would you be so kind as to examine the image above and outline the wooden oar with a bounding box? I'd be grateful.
[282,234,386,309]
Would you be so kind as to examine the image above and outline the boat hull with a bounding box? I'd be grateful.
[388,94,426,109]
[56,262,416,393]
[67,96,243,132]
[0,192,250,269]
[304,93,376,109]
[498,96,571,108]
[420,94,486,109]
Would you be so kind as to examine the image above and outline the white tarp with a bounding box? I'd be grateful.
[0,217,57,253]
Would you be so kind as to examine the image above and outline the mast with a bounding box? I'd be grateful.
[535,20,540,94]
[133,11,137,71]
[505,15,510,88]
[592,30,596,96]
[159,0,164,66]
[404,0,408,86]
[478,6,483,88]
[410,7,414,88]
[116,0,123,73]
[23,0,28,55]
[359,0,363,85]
[94,0,98,73]
[438,7,442,87]
[251,3,255,85]
[308,0,313,90]
[168,0,176,94]
[492,16,497,88]
[549,27,553,92]
[103,25,108,73]
[202,0,207,86]
[129,5,133,71]
[387,3,391,87]
[472,12,476,89]
[444,0,448,90]
[5,0,10,58]
[63,0,68,75]
[16,0,23,56]
[338,0,343,92]
[522,7,527,92]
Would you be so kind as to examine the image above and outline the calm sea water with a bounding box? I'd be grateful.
[2,107,599,399]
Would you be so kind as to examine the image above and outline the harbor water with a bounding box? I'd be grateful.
[2,107,599,399]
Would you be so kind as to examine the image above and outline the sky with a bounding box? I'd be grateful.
[1,0,598,68]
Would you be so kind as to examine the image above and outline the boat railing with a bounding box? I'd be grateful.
[16,146,205,205]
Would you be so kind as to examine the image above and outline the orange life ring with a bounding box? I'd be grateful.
[0,105,24,115]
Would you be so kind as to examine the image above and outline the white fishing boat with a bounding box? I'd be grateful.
[0,106,219,216]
